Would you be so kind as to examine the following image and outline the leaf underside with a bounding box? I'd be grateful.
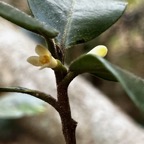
[28,0,127,48]
[0,2,58,38]
[69,54,144,113]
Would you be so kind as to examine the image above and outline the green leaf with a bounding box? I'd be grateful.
[69,54,144,113]
[0,94,46,118]
[28,0,127,48]
[0,2,58,38]
[70,54,117,81]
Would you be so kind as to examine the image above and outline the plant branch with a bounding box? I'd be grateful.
[0,86,58,111]
[59,71,77,87]
[44,31,78,144]
[44,37,58,59]
[57,83,77,144]
[56,71,78,144]
[44,36,64,63]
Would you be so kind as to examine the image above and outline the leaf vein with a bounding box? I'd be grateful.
[61,0,75,48]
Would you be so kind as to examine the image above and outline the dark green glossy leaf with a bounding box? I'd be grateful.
[69,54,144,112]
[28,0,127,48]
[70,54,117,81]
[0,94,46,118]
[0,2,58,38]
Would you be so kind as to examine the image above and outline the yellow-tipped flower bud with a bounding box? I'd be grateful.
[27,45,58,69]
[88,45,108,57]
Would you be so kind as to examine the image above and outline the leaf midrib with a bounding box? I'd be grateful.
[61,0,75,48]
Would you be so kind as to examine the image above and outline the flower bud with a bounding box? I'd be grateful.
[88,45,108,57]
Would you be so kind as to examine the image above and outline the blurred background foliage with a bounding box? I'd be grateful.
[1,0,144,124]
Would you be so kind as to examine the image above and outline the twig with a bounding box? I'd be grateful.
[0,86,58,111]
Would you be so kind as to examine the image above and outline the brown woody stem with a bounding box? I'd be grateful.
[57,77,77,144]
[45,37,78,144]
